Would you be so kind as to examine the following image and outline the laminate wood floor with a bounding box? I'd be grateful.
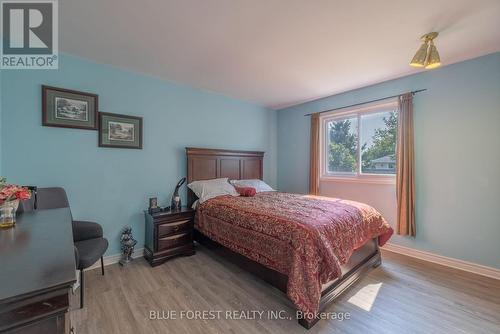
[70,245,500,334]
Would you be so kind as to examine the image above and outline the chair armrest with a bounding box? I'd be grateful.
[72,220,103,242]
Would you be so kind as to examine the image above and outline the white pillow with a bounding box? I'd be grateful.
[230,179,275,193]
[187,178,239,204]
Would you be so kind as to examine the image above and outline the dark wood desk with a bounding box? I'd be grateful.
[0,208,76,333]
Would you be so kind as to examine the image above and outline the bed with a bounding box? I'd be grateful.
[186,147,393,329]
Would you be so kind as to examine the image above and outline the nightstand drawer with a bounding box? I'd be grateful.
[158,219,192,237]
[157,232,192,251]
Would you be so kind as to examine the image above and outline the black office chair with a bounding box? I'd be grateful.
[19,187,108,308]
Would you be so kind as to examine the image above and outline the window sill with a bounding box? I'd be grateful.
[320,176,396,185]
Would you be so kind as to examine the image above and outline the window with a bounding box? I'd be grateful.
[321,101,398,182]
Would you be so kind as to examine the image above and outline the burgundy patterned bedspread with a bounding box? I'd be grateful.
[195,191,393,316]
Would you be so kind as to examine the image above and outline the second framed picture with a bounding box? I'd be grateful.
[98,112,143,149]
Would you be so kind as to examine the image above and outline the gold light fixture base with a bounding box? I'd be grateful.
[420,32,439,42]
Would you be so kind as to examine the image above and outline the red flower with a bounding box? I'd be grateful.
[15,189,31,200]
[0,186,16,200]
[0,183,31,201]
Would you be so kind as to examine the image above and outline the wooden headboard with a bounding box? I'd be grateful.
[186,147,264,206]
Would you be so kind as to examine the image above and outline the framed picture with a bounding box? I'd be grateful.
[42,85,98,130]
[99,112,143,149]
[149,197,158,209]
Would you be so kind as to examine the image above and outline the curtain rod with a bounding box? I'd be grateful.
[303,89,427,116]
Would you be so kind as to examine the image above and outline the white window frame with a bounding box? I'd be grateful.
[319,99,398,185]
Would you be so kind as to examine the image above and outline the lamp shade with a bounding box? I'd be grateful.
[424,42,441,69]
[409,43,428,67]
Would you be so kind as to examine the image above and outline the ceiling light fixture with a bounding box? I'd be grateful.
[410,32,441,69]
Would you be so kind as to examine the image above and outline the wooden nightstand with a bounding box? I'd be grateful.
[144,207,195,267]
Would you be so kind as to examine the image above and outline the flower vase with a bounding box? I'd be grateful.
[0,200,19,228]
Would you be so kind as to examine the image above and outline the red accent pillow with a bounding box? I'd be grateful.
[235,186,256,197]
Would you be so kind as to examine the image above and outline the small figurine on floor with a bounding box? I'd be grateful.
[119,226,137,266]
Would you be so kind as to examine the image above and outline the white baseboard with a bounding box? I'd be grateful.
[85,247,145,271]
[381,243,500,280]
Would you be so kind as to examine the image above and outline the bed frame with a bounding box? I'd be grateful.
[186,147,382,329]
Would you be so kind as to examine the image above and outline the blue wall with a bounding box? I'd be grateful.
[277,53,500,269]
[0,69,2,175]
[0,54,277,255]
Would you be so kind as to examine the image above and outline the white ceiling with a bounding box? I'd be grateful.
[60,0,500,109]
